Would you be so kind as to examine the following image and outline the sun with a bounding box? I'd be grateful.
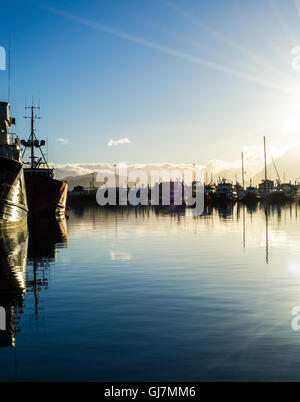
[280,89,300,134]
[282,116,300,133]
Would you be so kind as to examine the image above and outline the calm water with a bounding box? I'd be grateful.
[1,203,300,381]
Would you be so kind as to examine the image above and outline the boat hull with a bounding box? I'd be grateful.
[215,193,233,202]
[267,192,291,204]
[0,157,28,228]
[242,193,259,203]
[24,175,68,217]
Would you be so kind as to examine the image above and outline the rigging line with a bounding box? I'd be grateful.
[266,140,281,182]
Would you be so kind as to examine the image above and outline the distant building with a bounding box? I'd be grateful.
[69,186,89,195]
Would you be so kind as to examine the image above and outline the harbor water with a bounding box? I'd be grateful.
[1,203,300,381]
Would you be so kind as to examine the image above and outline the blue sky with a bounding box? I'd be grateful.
[1,0,300,166]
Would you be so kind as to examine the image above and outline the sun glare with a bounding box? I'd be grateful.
[282,116,300,133]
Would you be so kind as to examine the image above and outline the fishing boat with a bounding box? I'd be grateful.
[280,183,296,200]
[204,184,216,203]
[234,182,244,201]
[215,179,234,201]
[258,179,274,200]
[267,182,292,204]
[21,105,68,217]
[242,186,259,202]
[241,179,259,203]
[0,102,28,227]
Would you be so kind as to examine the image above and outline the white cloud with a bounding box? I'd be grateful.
[55,163,113,179]
[55,162,200,180]
[56,137,69,145]
[107,138,131,147]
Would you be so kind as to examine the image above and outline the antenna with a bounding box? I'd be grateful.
[8,38,11,103]
[23,102,48,169]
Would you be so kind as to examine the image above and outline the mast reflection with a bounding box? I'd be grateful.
[26,216,68,316]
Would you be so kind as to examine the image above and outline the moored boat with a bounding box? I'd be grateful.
[0,102,28,227]
[215,179,234,202]
[21,105,68,216]
[241,185,259,203]
[280,183,296,201]
[204,184,216,203]
[267,186,291,204]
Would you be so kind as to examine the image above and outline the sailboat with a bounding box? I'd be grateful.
[260,137,291,203]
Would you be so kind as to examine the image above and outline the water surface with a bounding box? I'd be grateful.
[1,203,300,381]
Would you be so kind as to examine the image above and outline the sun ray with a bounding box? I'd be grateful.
[268,0,298,45]
[294,0,300,16]
[39,4,298,97]
[164,0,294,82]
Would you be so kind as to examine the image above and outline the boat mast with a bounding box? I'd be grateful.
[264,136,268,196]
[241,152,245,189]
[23,103,49,169]
[30,106,34,169]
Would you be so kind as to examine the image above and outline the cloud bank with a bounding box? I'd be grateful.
[55,142,300,185]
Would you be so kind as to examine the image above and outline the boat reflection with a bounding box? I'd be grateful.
[153,204,186,218]
[0,217,68,347]
[26,216,68,316]
[27,216,68,262]
[0,227,28,347]
[69,203,300,273]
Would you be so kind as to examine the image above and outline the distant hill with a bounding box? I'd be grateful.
[61,145,300,190]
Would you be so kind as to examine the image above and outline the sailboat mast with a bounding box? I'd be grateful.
[241,152,245,189]
[264,136,268,195]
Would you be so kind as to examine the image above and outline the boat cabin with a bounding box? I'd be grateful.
[24,168,54,179]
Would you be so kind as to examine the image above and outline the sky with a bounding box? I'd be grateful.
[1,0,300,175]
